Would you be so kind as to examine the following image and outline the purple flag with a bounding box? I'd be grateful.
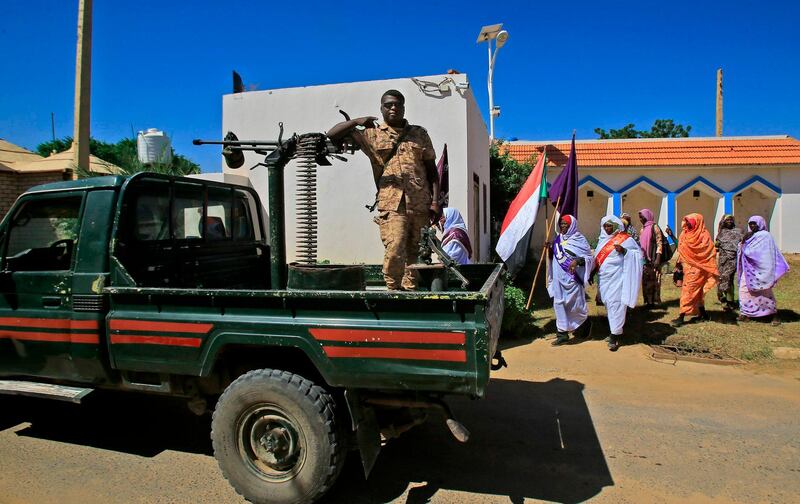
[437,144,449,208]
[548,133,579,217]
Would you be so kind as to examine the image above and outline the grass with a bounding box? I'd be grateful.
[524,255,800,363]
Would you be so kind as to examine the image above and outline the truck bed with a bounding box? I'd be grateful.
[104,263,504,398]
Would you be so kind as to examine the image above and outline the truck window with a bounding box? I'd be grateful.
[5,196,82,271]
[173,182,204,240]
[207,186,232,241]
[233,191,255,241]
[133,182,170,241]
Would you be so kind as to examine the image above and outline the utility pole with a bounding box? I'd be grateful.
[72,0,92,173]
[716,68,723,137]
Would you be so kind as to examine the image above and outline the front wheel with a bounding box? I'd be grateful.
[211,369,344,504]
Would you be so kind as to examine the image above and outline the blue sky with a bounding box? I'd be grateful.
[2,0,798,172]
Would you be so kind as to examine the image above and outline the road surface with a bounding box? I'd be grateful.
[1,339,798,504]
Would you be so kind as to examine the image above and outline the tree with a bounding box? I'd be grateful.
[594,119,691,139]
[36,136,201,177]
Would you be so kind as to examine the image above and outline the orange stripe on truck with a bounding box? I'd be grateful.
[322,346,466,362]
[109,319,213,334]
[310,328,466,345]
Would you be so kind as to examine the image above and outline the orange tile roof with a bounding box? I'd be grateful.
[504,135,800,167]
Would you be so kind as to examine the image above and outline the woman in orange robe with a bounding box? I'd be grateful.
[671,213,719,327]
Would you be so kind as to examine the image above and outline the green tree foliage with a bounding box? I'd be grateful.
[594,119,692,139]
[36,136,200,177]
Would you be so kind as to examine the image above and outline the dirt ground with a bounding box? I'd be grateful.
[1,337,798,504]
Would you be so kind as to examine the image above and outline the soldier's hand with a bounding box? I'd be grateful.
[429,202,441,225]
[354,116,378,128]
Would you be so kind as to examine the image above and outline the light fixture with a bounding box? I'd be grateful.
[437,77,470,93]
[496,30,509,48]
[477,23,510,142]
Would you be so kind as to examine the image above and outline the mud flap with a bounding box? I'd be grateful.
[344,390,381,478]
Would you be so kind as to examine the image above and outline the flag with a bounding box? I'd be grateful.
[436,144,449,208]
[496,150,547,276]
[548,133,578,217]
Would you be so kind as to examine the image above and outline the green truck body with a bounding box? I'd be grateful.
[0,173,504,504]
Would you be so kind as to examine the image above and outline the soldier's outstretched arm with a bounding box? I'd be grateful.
[327,116,378,142]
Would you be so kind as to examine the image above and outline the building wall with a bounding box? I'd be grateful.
[465,87,490,261]
[0,173,18,218]
[222,74,488,264]
[0,172,67,220]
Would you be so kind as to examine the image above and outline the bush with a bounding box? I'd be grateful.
[501,284,536,337]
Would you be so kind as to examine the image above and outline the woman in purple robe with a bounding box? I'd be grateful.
[737,216,789,325]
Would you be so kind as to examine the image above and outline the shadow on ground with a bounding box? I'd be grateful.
[0,378,612,504]
[0,392,213,457]
[323,377,613,504]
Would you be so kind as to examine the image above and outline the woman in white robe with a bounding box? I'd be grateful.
[592,215,643,351]
[547,214,594,345]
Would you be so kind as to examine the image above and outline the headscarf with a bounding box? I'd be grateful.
[441,208,472,259]
[717,214,734,233]
[716,214,742,255]
[638,208,656,260]
[738,215,789,291]
[677,213,718,275]
[596,215,624,253]
[557,214,592,256]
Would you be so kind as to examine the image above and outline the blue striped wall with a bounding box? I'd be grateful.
[577,175,781,231]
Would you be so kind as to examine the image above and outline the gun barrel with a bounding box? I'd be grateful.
[193,139,282,146]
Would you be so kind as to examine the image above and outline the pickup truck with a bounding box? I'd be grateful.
[0,172,504,504]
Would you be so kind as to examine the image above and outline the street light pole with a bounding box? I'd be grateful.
[477,24,509,143]
[487,41,495,142]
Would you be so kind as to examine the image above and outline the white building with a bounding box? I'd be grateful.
[506,136,800,251]
[217,74,490,264]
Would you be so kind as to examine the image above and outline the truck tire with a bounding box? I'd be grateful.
[211,369,344,504]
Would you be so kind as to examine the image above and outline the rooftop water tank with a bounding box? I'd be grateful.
[137,128,173,165]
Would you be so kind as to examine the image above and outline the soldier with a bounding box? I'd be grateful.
[327,89,439,290]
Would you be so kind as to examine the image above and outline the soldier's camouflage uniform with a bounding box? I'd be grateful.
[352,121,436,290]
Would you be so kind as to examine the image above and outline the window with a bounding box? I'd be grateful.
[482,183,487,234]
[133,182,170,241]
[173,182,204,240]
[207,186,233,241]
[233,191,255,241]
[5,196,82,271]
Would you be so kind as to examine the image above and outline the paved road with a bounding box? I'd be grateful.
[1,339,798,504]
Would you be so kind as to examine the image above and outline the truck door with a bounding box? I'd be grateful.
[0,192,100,381]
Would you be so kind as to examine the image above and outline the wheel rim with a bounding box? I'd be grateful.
[236,404,305,482]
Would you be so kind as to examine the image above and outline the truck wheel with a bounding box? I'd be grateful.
[211,369,344,504]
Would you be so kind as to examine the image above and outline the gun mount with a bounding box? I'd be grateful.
[194,123,353,289]
[409,225,470,291]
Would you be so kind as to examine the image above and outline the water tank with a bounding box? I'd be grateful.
[137,128,173,165]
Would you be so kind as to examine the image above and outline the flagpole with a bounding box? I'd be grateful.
[526,195,561,310]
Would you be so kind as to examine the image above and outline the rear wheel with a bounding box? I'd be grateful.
[211,369,344,504]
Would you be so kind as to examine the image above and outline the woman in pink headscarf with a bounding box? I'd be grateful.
[638,209,665,307]
[737,216,789,325]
